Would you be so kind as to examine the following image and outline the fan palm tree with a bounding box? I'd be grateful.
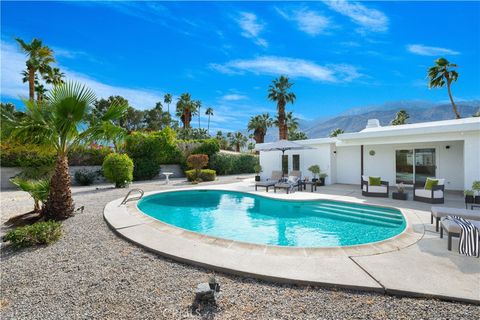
[6,82,126,220]
[428,58,460,119]
[34,83,48,102]
[390,110,410,125]
[44,67,65,86]
[10,177,50,212]
[247,113,272,143]
[16,38,55,101]
[164,93,172,114]
[205,107,214,133]
[194,100,202,129]
[229,131,248,152]
[175,93,197,128]
[275,112,299,135]
[329,128,344,137]
[268,75,296,140]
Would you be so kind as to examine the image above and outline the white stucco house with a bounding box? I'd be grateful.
[257,117,480,191]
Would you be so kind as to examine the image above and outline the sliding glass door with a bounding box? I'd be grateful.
[396,148,436,184]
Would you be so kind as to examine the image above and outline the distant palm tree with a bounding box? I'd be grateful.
[229,131,248,152]
[175,93,197,128]
[248,113,272,143]
[16,38,55,101]
[34,83,48,102]
[274,112,299,135]
[163,93,172,114]
[205,107,214,133]
[329,128,344,137]
[43,67,65,86]
[391,110,410,125]
[428,57,460,119]
[268,75,296,140]
[6,82,126,220]
[194,100,202,129]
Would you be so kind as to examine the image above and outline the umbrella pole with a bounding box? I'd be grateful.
[281,149,285,178]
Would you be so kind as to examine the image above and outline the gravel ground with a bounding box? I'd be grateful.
[1,177,479,320]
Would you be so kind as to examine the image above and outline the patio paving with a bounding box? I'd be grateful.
[105,180,480,304]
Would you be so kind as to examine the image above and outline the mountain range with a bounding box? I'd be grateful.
[264,100,479,141]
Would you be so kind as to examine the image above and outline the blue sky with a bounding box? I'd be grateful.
[1,1,479,132]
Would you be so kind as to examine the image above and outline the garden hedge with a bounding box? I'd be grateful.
[208,153,258,175]
[185,169,216,182]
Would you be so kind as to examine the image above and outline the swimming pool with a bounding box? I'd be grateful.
[137,190,406,247]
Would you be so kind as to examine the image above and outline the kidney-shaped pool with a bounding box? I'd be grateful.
[137,190,406,247]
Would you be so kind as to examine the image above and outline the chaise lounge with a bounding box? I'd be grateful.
[361,176,389,197]
[440,218,480,251]
[414,178,445,204]
[255,170,283,192]
[430,206,480,232]
[274,171,302,194]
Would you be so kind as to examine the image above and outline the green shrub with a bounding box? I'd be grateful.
[74,169,97,186]
[209,153,259,175]
[185,169,216,182]
[68,145,112,166]
[3,221,62,248]
[102,153,134,188]
[191,139,220,158]
[125,128,182,180]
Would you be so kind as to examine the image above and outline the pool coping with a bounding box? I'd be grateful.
[104,183,447,298]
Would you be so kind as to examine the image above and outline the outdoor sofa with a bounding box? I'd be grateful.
[274,170,302,194]
[414,178,445,204]
[431,206,480,232]
[361,176,389,197]
[255,170,283,192]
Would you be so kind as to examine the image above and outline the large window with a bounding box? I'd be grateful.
[396,148,436,184]
[292,154,300,171]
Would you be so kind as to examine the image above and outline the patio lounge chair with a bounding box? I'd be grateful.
[255,170,283,192]
[414,178,445,204]
[361,176,389,197]
[274,171,302,194]
[430,206,480,232]
[440,218,480,251]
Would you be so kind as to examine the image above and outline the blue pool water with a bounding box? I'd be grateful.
[138,190,406,247]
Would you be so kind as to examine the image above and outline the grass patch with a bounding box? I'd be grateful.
[3,221,62,248]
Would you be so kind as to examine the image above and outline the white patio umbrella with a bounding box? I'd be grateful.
[255,140,312,176]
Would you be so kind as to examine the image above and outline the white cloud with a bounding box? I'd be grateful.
[407,44,460,56]
[210,56,362,83]
[0,40,164,108]
[276,7,332,36]
[221,94,248,101]
[323,0,388,33]
[237,12,268,47]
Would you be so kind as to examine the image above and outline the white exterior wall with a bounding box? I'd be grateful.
[464,131,480,190]
[335,146,361,185]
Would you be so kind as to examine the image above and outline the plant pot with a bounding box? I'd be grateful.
[393,192,408,200]
[465,195,474,204]
[318,177,325,186]
[255,175,261,182]
[475,195,480,204]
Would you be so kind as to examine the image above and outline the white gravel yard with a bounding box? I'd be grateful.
[1,177,479,320]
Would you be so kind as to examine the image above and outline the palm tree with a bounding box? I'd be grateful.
[229,131,248,152]
[205,107,214,133]
[428,58,461,119]
[16,38,55,101]
[43,67,65,86]
[247,113,272,143]
[329,128,344,137]
[164,93,172,114]
[194,100,202,129]
[268,75,296,140]
[274,112,299,135]
[10,177,50,212]
[391,110,410,125]
[175,93,197,128]
[6,82,126,220]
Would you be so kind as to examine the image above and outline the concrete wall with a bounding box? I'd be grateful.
[464,131,480,190]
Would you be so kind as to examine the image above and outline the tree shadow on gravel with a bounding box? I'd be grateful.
[0,243,42,261]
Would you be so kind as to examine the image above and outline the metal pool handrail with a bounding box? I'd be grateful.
[120,189,144,205]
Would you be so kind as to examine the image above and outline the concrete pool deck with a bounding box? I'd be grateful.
[104,180,480,304]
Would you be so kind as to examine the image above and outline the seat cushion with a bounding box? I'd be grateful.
[415,189,443,199]
[441,218,480,234]
[425,178,439,190]
[431,207,480,220]
[363,185,387,193]
[369,176,382,186]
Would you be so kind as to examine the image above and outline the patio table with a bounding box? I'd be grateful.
[162,172,173,184]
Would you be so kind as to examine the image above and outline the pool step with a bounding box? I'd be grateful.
[319,202,403,220]
[311,208,401,228]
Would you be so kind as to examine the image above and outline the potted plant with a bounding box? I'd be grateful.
[254,164,262,182]
[393,183,408,200]
[465,190,474,205]
[308,165,320,183]
[318,173,328,186]
[472,181,480,204]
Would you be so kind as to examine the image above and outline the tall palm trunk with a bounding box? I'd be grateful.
[447,80,461,119]
[236,143,240,152]
[207,116,210,133]
[277,100,288,140]
[28,67,35,101]
[44,155,74,220]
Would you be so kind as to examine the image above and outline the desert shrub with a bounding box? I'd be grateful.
[74,169,97,186]
[186,154,209,182]
[185,169,216,182]
[9,177,50,212]
[102,153,134,188]
[125,128,182,180]
[3,221,62,248]
[209,153,259,175]
[191,139,220,158]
